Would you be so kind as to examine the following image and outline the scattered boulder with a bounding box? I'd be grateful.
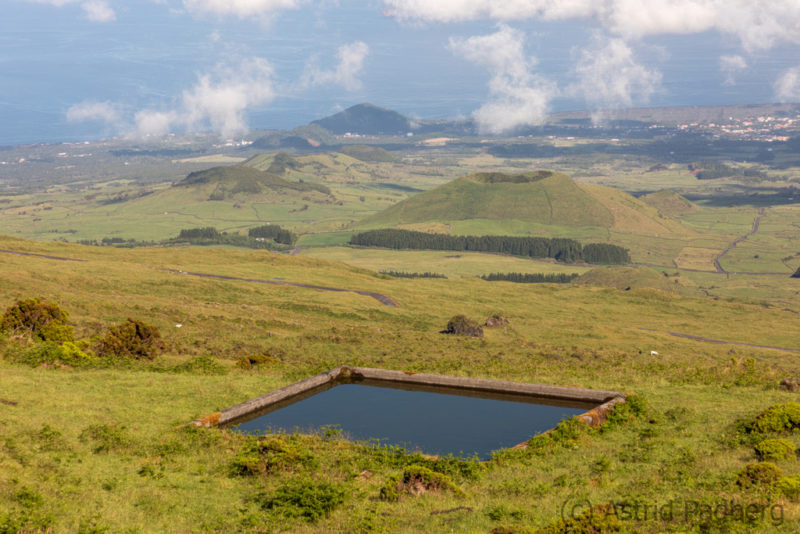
[484,315,509,328]
[780,378,800,392]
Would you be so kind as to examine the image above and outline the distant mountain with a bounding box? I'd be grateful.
[311,103,412,135]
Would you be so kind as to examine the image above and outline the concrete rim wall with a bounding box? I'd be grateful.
[193,366,626,440]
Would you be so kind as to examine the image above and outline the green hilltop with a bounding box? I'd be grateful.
[360,170,614,229]
[639,189,699,217]
[174,165,331,197]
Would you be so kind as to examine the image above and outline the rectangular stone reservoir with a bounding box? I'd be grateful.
[200,366,624,459]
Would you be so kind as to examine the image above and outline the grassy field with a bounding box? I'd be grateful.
[3,237,800,532]
[297,247,591,279]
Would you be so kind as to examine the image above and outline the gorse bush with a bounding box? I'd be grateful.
[258,479,345,522]
[736,462,783,488]
[379,464,464,502]
[0,298,74,343]
[3,340,96,368]
[776,475,800,500]
[97,318,165,360]
[79,423,132,454]
[749,402,800,434]
[537,503,626,533]
[754,438,796,461]
[231,435,317,477]
[171,356,227,375]
[444,315,483,337]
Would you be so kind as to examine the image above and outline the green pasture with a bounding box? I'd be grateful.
[3,237,800,531]
[297,246,591,279]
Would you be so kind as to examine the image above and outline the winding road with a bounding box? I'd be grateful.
[712,208,766,274]
[0,249,86,262]
[0,248,396,306]
[166,269,397,306]
[636,327,800,353]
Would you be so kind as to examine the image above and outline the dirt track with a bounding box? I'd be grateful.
[637,327,799,353]
[166,269,397,306]
[0,248,397,306]
[0,249,86,262]
[713,207,766,274]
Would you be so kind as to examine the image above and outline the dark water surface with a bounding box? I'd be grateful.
[232,382,589,459]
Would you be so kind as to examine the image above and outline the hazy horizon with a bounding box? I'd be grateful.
[3,1,800,145]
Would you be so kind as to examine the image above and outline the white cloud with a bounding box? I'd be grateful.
[66,58,276,138]
[81,0,115,22]
[22,0,116,22]
[449,25,556,134]
[383,0,596,23]
[383,1,800,52]
[177,57,275,137]
[66,101,121,124]
[183,0,301,18]
[720,54,747,85]
[775,67,800,103]
[573,37,661,119]
[303,41,370,91]
[133,110,179,136]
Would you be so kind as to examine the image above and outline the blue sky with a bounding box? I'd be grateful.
[2,0,800,144]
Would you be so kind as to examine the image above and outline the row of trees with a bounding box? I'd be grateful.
[174,227,289,250]
[350,229,630,265]
[380,270,447,279]
[480,272,579,284]
[248,224,297,245]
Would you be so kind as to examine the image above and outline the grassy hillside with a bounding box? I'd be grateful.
[360,171,615,229]
[2,235,800,532]
[639,190,700,216]
[575,265,690,293]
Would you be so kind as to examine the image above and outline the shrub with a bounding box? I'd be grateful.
[259,479,345,522]
[0,298,74,343]
[97,318,165,360]
[443,315,483,337]
[3,340,95,367]
[535,503,626,534]
[58,341,97,364]
[171,356,227,375]
[736,462,782,488]
[379,464,464,502]
[776,475,800,500]
[601,395,648,432]
[79,423,132,454]
[754,438,796,461]
[749,402,800,434]
[236,349,284,370]
[230,435,317,476]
